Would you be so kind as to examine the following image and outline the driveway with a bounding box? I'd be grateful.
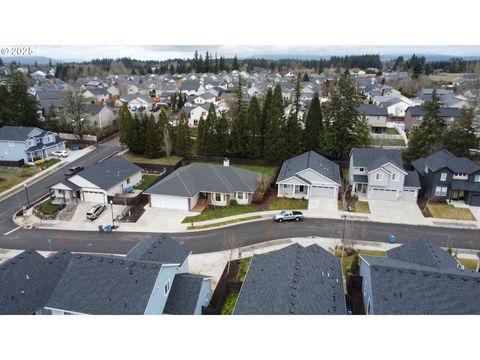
[127,207,197,232]
[368,200,427,225]
[307,197,340,219]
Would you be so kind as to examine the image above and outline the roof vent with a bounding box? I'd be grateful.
[9,260,15,265]
[153,264,157,269]
[142,263,146,268]
[87,255,92,261]
[108,259,113,263]
[77,255,82,259]
[161,234,166,238]
[124,302,127,308]
[129,269,133,275]
[1,266,5,270]
[26,274,30,280]
[108,297,112,302]
[98,257,103,262]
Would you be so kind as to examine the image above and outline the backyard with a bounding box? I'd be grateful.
[135,174,160,191]
[194,161,276,177]
[372,138,406,147]
[0,166,41,193]
[219,257,252,315]
[340,249,386,276]
[123,151,182,165]
[426,203,476,221]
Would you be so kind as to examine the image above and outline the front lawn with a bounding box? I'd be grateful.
[182,205,258,223]
[136,174,160,191]
[338,200,370,213]
[458,258,478,270]
[0,166,41,193]
[187,215,262,230]
[220,292,239,315]
[123,151,182,165]
[42,158,61,169]
[40,200,62,215]
[267,197,308,210]
[236,257,252,282]
[427,203,476,221]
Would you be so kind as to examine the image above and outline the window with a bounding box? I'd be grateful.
[237,192,244,200]
[434,186,448,197]
[375,173,383,181]
[164,280,171,296]
[299,185,305,192]
[215,193,222,202]
[391,173,399,181]
[440,173,447,182]
[359,167,365,173]
[475,175,480,183]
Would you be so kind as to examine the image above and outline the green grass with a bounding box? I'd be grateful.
[182,205,258,223]
[267,197,308,210]
[40,200,62,215]
[0,167,41,193]
[236,257,252,282]
[42,158,61,168]
[194,162,275,177]
[427,203,476,221]
[220,292,239,315]
[187,215,262,230]
[341,168,349,180]
[355,201,371,213]
[458,258,478,270]
[385,127,399,135]
[341,250,386,276]
[136,174,160,191]
[372,138,406,146]
[123,151,182,165]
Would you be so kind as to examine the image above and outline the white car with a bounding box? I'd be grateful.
[51,150,68,158]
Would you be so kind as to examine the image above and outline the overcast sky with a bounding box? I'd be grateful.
[22,45,480,61]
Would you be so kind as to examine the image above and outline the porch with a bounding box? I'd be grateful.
[277,183,309,199]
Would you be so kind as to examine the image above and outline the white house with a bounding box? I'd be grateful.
[84,105,116,129]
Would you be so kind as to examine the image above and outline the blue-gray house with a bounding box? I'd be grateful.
[0,125,66,164]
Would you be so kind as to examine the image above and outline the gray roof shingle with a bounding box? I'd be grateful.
[412,149,480,176]
[76,156,142,190]
[404,171,421,188]
[276,151,341,185]
[126,234,190,265]
[0,126,37,141]
[0,250,72,315]
[145,163,262,197]
[351,147,404,171]
[163,273,207,315]
[406,106,461,118]
[233,243,346,315]
[356,104,388,117]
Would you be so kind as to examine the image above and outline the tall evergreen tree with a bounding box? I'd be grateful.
[214,53,219,73]
[443,107,478,157]
[119,103,133,147]
[303,92,324,153]
[129,113,147,154]
[232,55,239,71]
[264,85,286,161]
[259,88,273,159]
[174,111,192,156]
[293,72,302,121]
[145,115,162,158]
[302,72,310,82]
[215,112,229,156]
[283,109,303,159]
[196,116,206,155]
[245,96,262,158]
[229,77,248,157]
[202,104,218,155]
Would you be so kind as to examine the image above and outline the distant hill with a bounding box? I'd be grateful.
[0,56,62,65]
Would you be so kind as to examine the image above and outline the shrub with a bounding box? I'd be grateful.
[35,159,46,165]
[349,254,360,275]
[229,199,238,207]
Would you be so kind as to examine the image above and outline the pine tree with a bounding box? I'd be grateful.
[293,73,302,121]
[264,85,286,161]
[119,103,133,147]
[302,72,310,82]
[202,104,218,155]
[145,115,162,158]
[405,90,445,161]
[229,78,248,157]
[174,111,192,156]
[303,92,324,153]
[443,107,478,157]
[215,112,229,156]
[232,55,239,71]
[129,113,147,154]
[283,109,303,159]
[196,116,206,155]
[214,53,219,73]
[259,88,273,158]
[245,96,262,158]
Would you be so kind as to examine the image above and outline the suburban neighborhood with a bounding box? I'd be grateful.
[1,47,480,318]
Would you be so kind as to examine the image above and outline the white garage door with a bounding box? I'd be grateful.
[151,194,189,210]
[402,189,417,201]
[83,190,106,203]
[370,188,397,201]
[311,185,335,198]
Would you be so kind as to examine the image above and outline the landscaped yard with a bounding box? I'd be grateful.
[41,158,61,169]
[267,197,308,210]
[187,215,262,230]
[0,166,41,193]
[182,205,258,223]
[372,138,405,147]
[195,162,276,177]
[123,151,182,165]
[236,257,252,282]
[341,249,386,276]
[40,199,62,215]
[426,203,476,221]
[220,292,239,315]
[385,127,399,135]
[136,174,160,191]
[338,199,370,213]
[458,258,478,270]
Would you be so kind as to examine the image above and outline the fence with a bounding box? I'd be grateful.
[184,155,278,167]
[0,159,24,167]
[59,133,98,142]
[203,260,240,315]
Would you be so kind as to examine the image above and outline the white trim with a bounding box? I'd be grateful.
[276,175,310,186]
[367,162,407,175]
[297,168,341,186]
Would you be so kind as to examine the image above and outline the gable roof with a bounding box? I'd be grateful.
[356,104,389,117]
[75,156,142,190]
[126,234,190,265]
[0,126,37,141]
[233,243,346,315]
[362,240,480,314]
[276,151,341,185]
[0,250,72,315]
[351,147,405,172]
[163,273,208,315]
[180,79,202,91]
[145,163,262,197]
[45,254,162,315]
[404,171,421,188]
[412,149,480,176]
[406,106,461,118]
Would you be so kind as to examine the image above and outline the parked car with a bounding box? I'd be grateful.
[64,166,84,177]
[86,204,107,220]
[273,210,304,222]
[51,150,68,158]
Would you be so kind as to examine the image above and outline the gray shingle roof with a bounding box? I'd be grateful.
[45,254,162,315]
[362,241,480,314]
[233,243,346,315]
[276,151,341,185]
[163,273,207,315]
[404,171,421,188]
[126,234,190,265]
[412,149,480,176]
[0,126,37,141]
[451,180,480,192]
[351,147,404,171]
[145,163,262,197]
[406,106,461,118]
[180,80,201,91]
[352,175,368,183]
[76,156,142,190]
[356,104,388,117]
[0,250,72,315]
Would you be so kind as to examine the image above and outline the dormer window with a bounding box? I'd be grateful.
[424,165,429,174]
[440,173,447,182]
[359,167,365,173]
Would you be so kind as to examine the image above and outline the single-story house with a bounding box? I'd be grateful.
[49,156,142,204]
[360,239,480,314]
[0,126,66,164]
[276,150,341,201]
[233,243,346,315]
[144,161,263,211]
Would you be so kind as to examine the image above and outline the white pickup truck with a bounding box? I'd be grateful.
[273,210,304,222]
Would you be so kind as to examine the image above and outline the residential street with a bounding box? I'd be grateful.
[1,217,478,255]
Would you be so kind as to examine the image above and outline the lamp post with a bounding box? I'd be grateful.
[24,184,30,208]
[109,200,114,227]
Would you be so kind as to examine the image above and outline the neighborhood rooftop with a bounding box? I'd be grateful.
[351,147,404,171]
[126,234,191,265]
[412,149,480,175]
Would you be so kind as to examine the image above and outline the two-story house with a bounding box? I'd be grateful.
[349,148,421,201]
[180,79,205,96]
[355,104,389,133]
[404,106,461,131]
[412,149,480,206]
[0,126,66,165]
[84,104,116,129]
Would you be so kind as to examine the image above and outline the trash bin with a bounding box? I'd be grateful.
[98,225,103,232]
[388,235,396,244]
[104,225,112,233]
